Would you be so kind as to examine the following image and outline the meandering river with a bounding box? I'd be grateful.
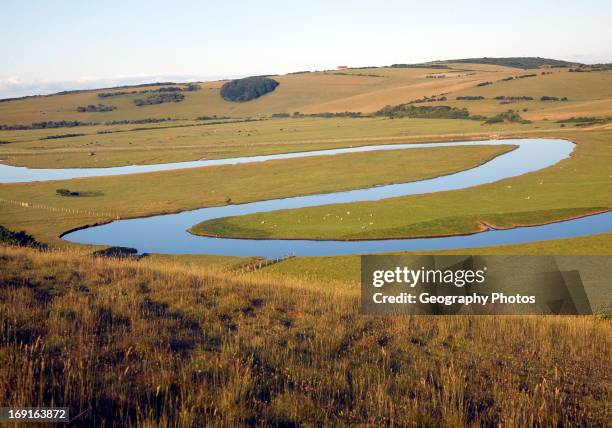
[2,138,610,257]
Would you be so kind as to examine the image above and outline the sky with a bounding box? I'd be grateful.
[1,0,611,98]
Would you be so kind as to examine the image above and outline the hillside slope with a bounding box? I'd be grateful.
[5,60,607,124]
[1,245,610,426]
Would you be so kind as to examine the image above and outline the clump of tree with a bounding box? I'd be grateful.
[324,72,382,77]
[494,96,534,101]
[456,96,485,100]
[309,111,363,118]
[194,115,232,120]
[500,76,514,81]
[56,188,81,197]
[0,225,45,249]
[55,188,102,197]
[98,91,138,98]
[437,57,580,69]
[1,120,93,130]
[389,63,451,69]
[569,64,612,72]
[516,73,537,79]
[76,104,117,112]
[556,116,611,127]
[540,96,568,101]
[220,76,279,102]
[134,93,185,106]
[410,96,447,104]
[484,110,531,124]
[477,81,492,87]
[375,104,470,119]
[99,84,200,99]
[40,133,85,140]
[104,118,176,125]
[93,246,140,259]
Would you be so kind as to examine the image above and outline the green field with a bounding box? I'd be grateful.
[1,63,612,268]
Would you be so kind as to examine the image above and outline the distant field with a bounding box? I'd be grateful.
[0,116,562,168]
[2,64,609,127]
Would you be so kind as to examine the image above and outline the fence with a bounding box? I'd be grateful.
[234,253,296,274]
[0,197,118,219]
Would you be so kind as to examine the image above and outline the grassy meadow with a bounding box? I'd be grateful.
[192,129,611,241]
[1,246,610,426]
[0,142,513,244]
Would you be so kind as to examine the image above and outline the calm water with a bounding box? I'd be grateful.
[0,140,557,183]
[52,138,610,257]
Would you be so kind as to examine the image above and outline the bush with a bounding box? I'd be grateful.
[56,188,80,197]
[76,104,116,112]
[484,110,531,124]
[477,81,492,87]
[456,96,485,100]
[540,96,568,102]
[92,246,139,259]
[220,77,279,102]
[493,96,534,101]
[375,104,470,119]
[0,225,45,248]
[1,120,93,130]
[134,93,185,106]
[40,133,85,140]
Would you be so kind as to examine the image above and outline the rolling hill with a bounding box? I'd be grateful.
[1,58,609,125]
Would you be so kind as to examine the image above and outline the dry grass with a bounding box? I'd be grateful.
[1,245,610,426]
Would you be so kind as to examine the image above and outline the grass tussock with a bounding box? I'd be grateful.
[1,245,610,426]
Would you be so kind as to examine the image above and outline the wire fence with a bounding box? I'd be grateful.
[0,197,119,219]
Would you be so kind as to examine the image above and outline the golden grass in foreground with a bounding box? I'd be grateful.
[1,246,610,426]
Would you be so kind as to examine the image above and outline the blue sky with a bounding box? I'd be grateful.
[1,0,611,98]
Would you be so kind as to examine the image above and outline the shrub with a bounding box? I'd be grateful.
[477,81,492,87]
[134,93,185,106]
[456,96,485,100]
[220,76,279,102]
[494,96,534,101]
[56,188,80,197]
[0,225,45,248]
[484,110,531,124]
[76,104,117,112]
[540,96,568,101]
[40,133,85,140]
[1,121,93,130]
[375,104,469,119]
[92,246,139,259]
